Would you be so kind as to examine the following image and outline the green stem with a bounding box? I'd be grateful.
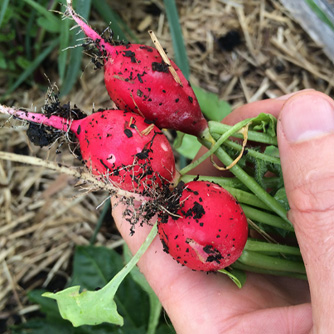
[211,136,281,165]
[209,121,278,145]
[227,188,272,211]
[199,139,291,226]
[244,239,301,256]
[181,175,285,212]
[181,174,282,192]
[180,118,253,175]
[237,250,306,274]
[231,261,307,280]
[104,223,158,293]
[241,204,293,231]
[180,174,245,189]
[180,176,276,211]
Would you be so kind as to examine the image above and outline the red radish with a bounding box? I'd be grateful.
[158,180,248,271]
[66,1,209,138]
[0,105,176,194]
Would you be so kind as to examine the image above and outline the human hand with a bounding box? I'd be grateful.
[112,90,334,333]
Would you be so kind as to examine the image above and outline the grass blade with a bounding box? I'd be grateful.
[4,38,59,97]
[0,0,9,27]
[92,0,139,42]
[22,0,60,32]
[60,0,92,97]
[305,0,334,30]
[58,16,70,83]
[163,0,190,79]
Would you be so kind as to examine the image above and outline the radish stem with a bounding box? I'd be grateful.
[179,118,253,175]
[240,204,293,231]
[212,136,281,165]
[244,239,301,256]
[209,120,278,145]
[66,0,114,55]
[231,261,307,280]
[199,137,291,226]
[237,250,306,275]
[0,105,73,132]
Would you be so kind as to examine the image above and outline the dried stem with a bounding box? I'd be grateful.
[211,123,251,171]
[0,151,148,202]
[148,30,183,86]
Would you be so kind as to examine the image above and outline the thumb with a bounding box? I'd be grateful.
[277,91,334,331]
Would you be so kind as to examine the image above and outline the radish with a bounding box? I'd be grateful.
[0,105,176,194]
[65,1,209,138]
[158,180,248,271]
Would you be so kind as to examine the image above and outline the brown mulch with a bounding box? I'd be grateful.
[0,0,333,330]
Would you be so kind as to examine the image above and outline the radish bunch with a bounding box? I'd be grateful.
[0,3,250,274]
[158,181,248,271]
[66,1,209,138]
[0,106,176,194]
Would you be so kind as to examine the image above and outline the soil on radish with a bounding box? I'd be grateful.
[26,123,59,147]
[18,95,178,236]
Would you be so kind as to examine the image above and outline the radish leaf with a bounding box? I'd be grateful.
[218,267,246,288]
[43,224,158,327]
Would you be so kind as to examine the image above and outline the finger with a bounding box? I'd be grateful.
[277,91,334,332]
[223,89,315,125]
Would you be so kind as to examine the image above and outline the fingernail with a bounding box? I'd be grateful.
[280,93,334,143]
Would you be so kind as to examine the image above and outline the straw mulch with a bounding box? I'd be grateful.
[1,0,333,329]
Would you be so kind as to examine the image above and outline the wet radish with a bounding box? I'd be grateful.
[0,105,176,194]
[158,180,248,271]
[66,1,209,138]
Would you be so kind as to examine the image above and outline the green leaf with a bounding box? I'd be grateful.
[43,224,158,327]
[163,0,190,79]
[28,289,62,319]
[69,245,150,328]
[70,246,122,289]
[16,56,32,70]
[264,145,280,158]
[23,0,60,32]
[10,319,73,334]
[43,285,123,327]
[15,288,149,333]
[193,85,231,121]
[174,132,201,160]
[218,267,246,288]
[250,113,277,137]
[274,187,290,211]
[36,16,60,33]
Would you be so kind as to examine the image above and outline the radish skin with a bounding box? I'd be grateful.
[0,105,176,194]
[66,0,209,138]
[158,180,248,271]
